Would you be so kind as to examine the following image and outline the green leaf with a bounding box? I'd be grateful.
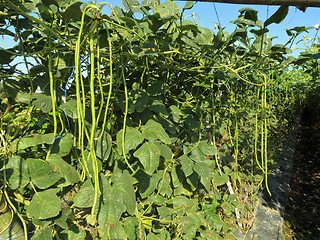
[194,162,211,191]
[112,171,136,215]
[16,92,52,113]
[186,172,199,191]
[65,99,78,118]
[142,119,171,144]
[150,100,169,117]
[181,35,199,49]
[190,147,206,162]
[86,150,103,177]
[180,155,193,177]
[80,174,130,226]
[5,156,29,189]
[155,1,179,20]
[198,141,217,155]
[51,133,73,156]
[173,196,197,214]
[180,215,201,238]
[54,209,71,229]
[134,142,161,175]
[47,155,80,187]
[62,2,82,20]
[59,224,86,239]
[37,3,54,22]
[194,27,212,45]
[159,145,172,162]
[96,197,126,226]
[27,189,60,219]
[27,158,61,189]
[0,49,15,64]
[183,1,194,10]
[74,179,95,208]
[96,176,124,222]
[10,133,54,152]
[171,166,185,188]
[101,215,127,240]
[30,227,52,240]
[123,217,146,240]
[212,172,229,186]
[239,8,258,21]
[122,0,141,13]
[159,171,172,197]
[134,170,162,198]
[94,130,112,160]
[264,6,289,28]
[117,127,144,154]
[170,105,182,123]
[206,212,223,231]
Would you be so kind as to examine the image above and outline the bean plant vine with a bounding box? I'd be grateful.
[0,0,319,239]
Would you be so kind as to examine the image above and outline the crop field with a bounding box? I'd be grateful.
[0,0,319,239]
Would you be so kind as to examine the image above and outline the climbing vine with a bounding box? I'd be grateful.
[0,0,319,239]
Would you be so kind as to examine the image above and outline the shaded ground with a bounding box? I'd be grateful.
[282,100,320,239]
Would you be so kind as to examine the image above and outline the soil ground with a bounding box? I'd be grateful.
[282,100,320,239]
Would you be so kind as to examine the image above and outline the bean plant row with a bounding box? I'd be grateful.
[0,0,319,239]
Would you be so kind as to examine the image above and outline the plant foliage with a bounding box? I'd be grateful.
[0,0,319,239]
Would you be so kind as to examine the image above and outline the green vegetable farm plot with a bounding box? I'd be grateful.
[0,0,319,239]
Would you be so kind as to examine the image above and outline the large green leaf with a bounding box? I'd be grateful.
[117,127,144,154]
[141,119,171,144]
[51,133,73,156]
[134,142,161,175]
[264,5,289,28]
[180,215,201,238]
[37,3,54,22]
[194,162,211,191]
[5,156,29,189]
[27,158,62,189]
[65,99,78,118]
[47,155,80,186]
[101,215,127,240]
[0,49,15,64]
[212,172,229,187]
[123,217,146,240]
[30,227,52,240]
[180,155,193,177]
[16,92,52,113]
[150,100,169,117]
[183,1,194,10]
[95,174,126,226]
[197,141,217,156]
[170,105,182,123]
[159,171,172,197]
[122,0,141,13]
[62,2,82,20]
[171,165,186,188]
[112,171,136,215]
[134,170,162,198]
[94,130,112,160]
[27,189,60,219]
[154,1,179,20]
[96,198,126,227]
[54,209,71,229]
[10,133,54,152]
[59,224,86,240]
[74,179,95,208]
